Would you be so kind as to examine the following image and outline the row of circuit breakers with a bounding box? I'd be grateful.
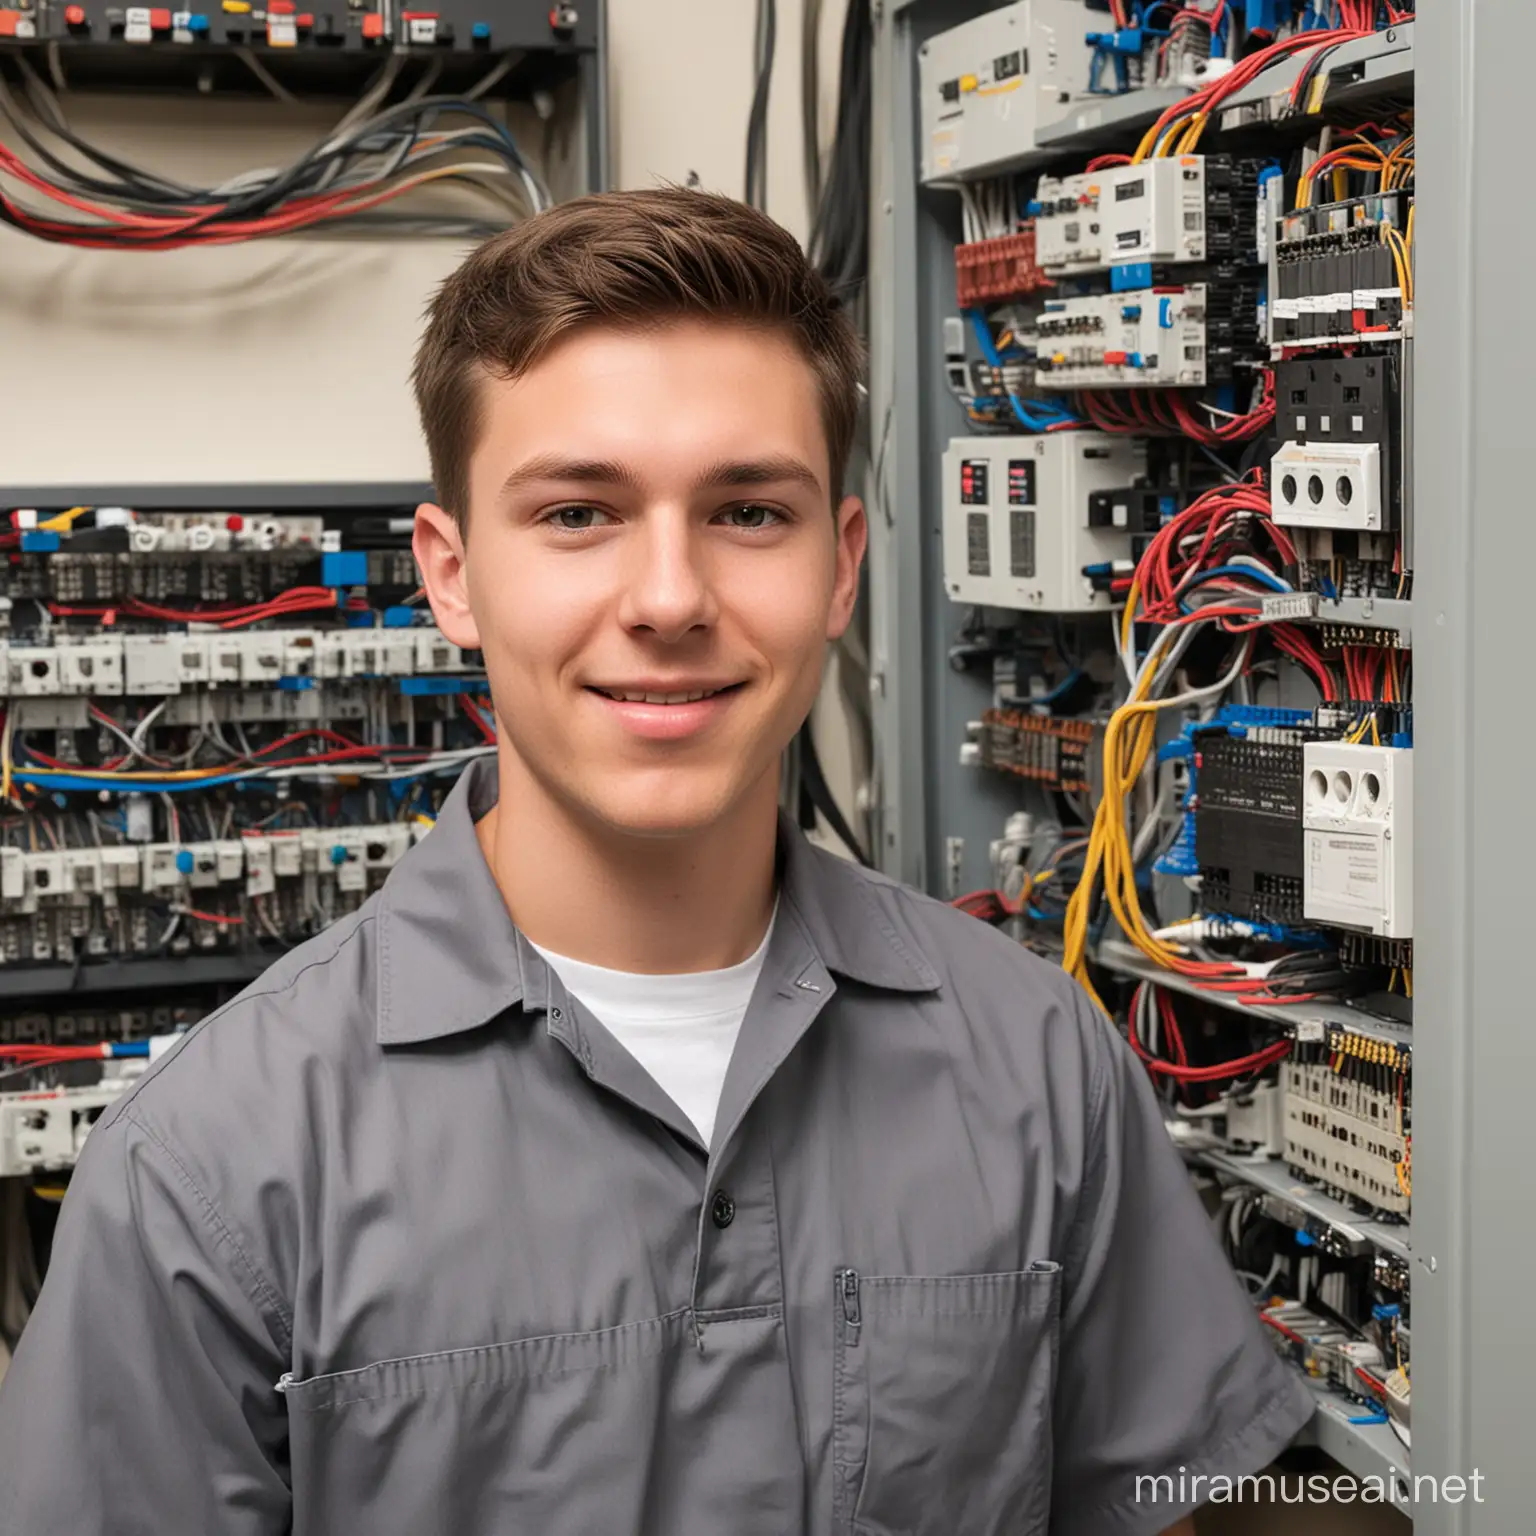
[0,0,587,47]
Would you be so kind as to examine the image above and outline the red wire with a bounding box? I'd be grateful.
[1129,985,1291,1081]
[1140,28,1369,158]
[460,694,498,746]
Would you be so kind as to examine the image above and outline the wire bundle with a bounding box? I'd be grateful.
[47,585,341,630]
[1062,477,1344,1006]
[1128,982,1292,1085]
[0,54,548,247]
[806,0,871,318]
[1132,23,1375,162]
[1,708,494,804]
[1071,373,1276,446]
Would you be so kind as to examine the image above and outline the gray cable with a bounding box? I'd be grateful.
[744,0,776,209]
[801,0,825,212]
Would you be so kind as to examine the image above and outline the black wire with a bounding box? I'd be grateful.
[744,0,777,210]
[1,85,543,243]
[796,720,871,867]
[807,0,871,310]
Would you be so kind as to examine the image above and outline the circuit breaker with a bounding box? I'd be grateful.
[941,433,1146,612]
[1269,355,1402,532]
[1033,155,1261,275]
[1302,742,1413,938]
[1032,285,1255,389]
[918,0,1094,184]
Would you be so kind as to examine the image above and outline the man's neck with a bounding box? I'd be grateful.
[475,754,782,975]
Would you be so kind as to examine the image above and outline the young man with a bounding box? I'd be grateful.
[0,189,1309,1534]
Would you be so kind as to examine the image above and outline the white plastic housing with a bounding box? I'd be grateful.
[1302,742,1412,937]
[1270,440,1383,531]
[1036,157,1210,274]
[941,433,1146,612]
[918,0,1093,184]
[1034,287,1213,388]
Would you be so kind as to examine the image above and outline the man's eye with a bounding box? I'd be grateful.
[723,503,783,530]
[547,506,609,531]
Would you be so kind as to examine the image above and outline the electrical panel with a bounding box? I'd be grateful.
[0,502,493,972]
[1033,155,1261,275]
[941,433,1146,611]
[918,0,1094,185]
[911,3,1421,1466]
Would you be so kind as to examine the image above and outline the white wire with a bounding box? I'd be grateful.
[1226,553,1291,586]
[1195,398,1246,422]
[88,707,153,767]
[130,700,167,754]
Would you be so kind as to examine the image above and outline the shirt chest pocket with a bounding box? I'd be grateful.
[277,1310,694,1536]
[832,1262,1062,1536]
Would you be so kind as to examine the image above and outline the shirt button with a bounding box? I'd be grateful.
[711,1190,736,1229]
[550,1006,563,1021]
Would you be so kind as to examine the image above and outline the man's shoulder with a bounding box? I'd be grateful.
[823,849,1114,1123]
[831,846,1089,1013]
[98,898,383,1140]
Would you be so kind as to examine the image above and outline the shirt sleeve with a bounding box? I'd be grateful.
[0,1106,291,1534]
[1049,997,1315,1536]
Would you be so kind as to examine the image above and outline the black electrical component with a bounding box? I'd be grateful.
[1193,729,1329,926]
[1087,487,1164,532]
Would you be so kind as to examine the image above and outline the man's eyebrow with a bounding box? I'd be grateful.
[691,455,824,495]
[498,453,826,502]
[497,455,644,499]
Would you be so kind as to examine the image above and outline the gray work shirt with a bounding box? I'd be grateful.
[0,759,1310,1535]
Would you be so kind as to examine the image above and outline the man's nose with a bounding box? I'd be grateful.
[615,508,718,641]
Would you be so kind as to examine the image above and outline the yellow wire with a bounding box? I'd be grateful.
[37,506,89,533]
[1381,224,1412,309]
[1403,968,1413,999]
[1062,618,1226,1002]
[1,708,14,808]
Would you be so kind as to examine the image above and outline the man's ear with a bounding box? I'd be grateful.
[826,494,868,642]
[413,503,482,652]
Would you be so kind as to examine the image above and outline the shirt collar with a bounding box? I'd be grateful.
[375,757,939,1047]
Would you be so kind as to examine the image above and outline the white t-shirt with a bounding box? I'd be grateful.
[526,905,777,1151]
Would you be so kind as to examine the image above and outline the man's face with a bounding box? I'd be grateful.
[414,320,867,840]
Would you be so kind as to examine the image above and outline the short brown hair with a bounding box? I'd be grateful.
[412,188,863,526]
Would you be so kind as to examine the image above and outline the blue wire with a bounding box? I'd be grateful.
[12,764,468,795]
[966,310,1082,431]
[967,308,1003,367]
[1029,669,1085,706]
[1176,565,1291,613]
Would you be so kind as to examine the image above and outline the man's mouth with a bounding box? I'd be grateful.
[587,684,745,705]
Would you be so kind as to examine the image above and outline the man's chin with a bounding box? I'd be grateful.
[573,771,762,842]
